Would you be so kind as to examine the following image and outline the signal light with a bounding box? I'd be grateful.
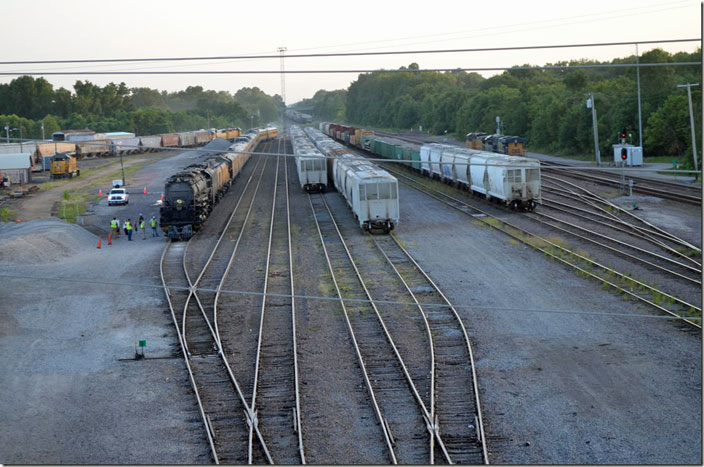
[620,128,627,139]
[621,148,628,161]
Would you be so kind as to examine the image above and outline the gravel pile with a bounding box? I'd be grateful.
[0,218,97,264]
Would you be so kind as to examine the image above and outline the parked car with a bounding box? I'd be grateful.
[108,188,129,206]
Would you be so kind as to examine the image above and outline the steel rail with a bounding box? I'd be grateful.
[530,211,702,285]
[182,154,274,463]
[285,150,306,463]
[159,241,219,463]
[372,233,489,464]
[542,174,702,257]
[540,192,693,248]
[249,146,277,463]
[318,193,458,463]
[368,234,442,464]
[541,162,702,205]
[541,184,703,269]
[307,193,398,464]
[382,165,702,329]
[541,179,703,267]
[207,153,274,464]
[182,156,265,352]
[248,139,305,464]
[388,233,489,464]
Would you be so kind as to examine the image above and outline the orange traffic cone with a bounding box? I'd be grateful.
[143,187,147,194]
[97,237,102,249]
[108,233,112,245]
[99,189,103,196]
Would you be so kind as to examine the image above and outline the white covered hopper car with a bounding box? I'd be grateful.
[290,125,327,192]
[333,154,399,233]
[420,143,540,210]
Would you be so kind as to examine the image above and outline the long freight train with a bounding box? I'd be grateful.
[319,122,540,211]
[159,128,273,239]
[299,126,400,233]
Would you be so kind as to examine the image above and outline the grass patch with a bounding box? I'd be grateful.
[0,207,17,222]
[57,193,98,223]
[675,246,702,258]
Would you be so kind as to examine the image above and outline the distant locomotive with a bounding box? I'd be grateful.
[49,152,80,179]
[465,132,526,156]
[159,128,271,239]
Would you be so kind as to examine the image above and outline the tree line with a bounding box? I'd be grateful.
[296,49,701,167]
[0,78,282,139]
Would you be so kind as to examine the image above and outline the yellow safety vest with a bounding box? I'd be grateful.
[150,218,157,227]
[125,222,132,231]
[110,219,117,228]
[140,221,145,229]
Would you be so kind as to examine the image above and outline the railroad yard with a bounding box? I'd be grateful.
[0,129,701,464]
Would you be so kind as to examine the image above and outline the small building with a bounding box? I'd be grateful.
[613,144,643,166]
[0,153,33,185]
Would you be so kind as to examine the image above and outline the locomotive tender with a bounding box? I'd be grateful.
[160,128,271,239]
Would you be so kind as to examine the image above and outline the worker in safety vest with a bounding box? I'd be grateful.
[110,217,119,237]
[125,219,133,241]
[140,219,146,240]
[150,216,159,237]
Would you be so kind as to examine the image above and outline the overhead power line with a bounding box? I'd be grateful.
[0,38,698,66]
[0,272,699,322]
[0,62,699,76]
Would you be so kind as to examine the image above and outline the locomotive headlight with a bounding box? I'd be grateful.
[176,199,183,211]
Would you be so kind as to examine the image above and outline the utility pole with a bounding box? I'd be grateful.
[587,93,601,165]
[278,47,287,136]
[636,43,643,150]
[4,125,8,144]
[677,83,700,176]
[41,121,45,140]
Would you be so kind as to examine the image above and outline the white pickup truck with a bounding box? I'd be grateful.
[108,188,129,206]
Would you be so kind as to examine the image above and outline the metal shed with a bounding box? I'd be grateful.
[0,153,33,185]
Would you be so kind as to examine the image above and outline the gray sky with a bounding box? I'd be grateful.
[1,0,701,104]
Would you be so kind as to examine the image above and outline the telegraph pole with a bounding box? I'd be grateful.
[587,93,601,165]
[278,46,287,136]
[677,83,699,175]
[636,44,643,150]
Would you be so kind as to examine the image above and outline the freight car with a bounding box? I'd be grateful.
[290,125,327,192]
[321,121,540,211]
[304,127,399,233]
[159,129,267,239]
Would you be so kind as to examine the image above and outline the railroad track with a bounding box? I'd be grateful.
[541,175,701,258]
[540,160,702,206]
[161,149,274,464]
[371,233,488,464]
[309,192,430,464]
[247,138,305,463]
[374,162,702,330]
